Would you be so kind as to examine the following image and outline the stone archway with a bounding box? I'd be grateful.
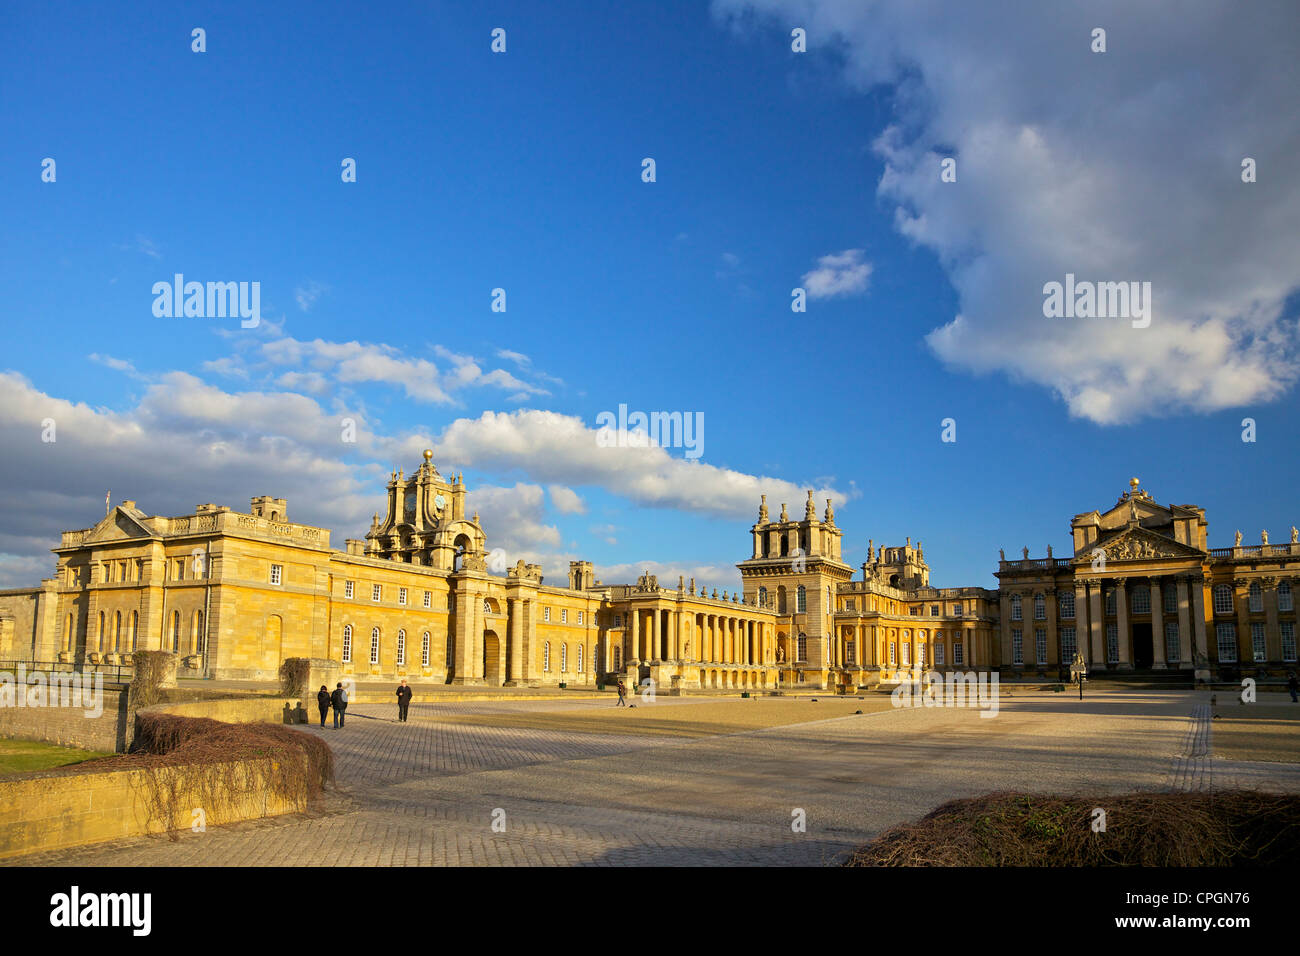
[483,630,501,685]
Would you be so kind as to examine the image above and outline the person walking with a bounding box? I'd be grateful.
[330,681,348,728]
[616,679,627,707]
[316,685,331,727]
[396,679,413,721]
[1288,672,1298,703]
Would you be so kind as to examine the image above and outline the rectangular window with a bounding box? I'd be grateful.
[1213,586,1234,615]
[561,609,568,624]
[1035,628,1047,664]
[577,611,584,625]
[910,606,920,616]
[372,583,382,602]
[953,641,964,665]
[1059,591,1075,619]
[615,613,622,627]
[1106,624,1119,663]
[270,564,282,585]
[1059,626,1076,662]
[423,590,431,609]
[341,627,352,664]
[1249,586,1263,613]
[1281,622,1296,662]
[561,643,568,671]
[930,605,939,616]
[397,631,406,666]
[1251,622,1267,662]
[1216,622,1237,662]
[543,642,551,671]
[846,640,856,664]
[345,580,354,599]
[1131,587,1150,614]
[576,643,583,673]
[1011,598,1022,622]
[889,643,896,666]
[1279,581,1293,612]
[901,643,911,666]
[544,607,551,622]
[369,631,380,666]
[953,603,963,616]
[934,643,944,665]
[422,632,430,667]
[1105,590,1116,615]
[399,587,407,606]
[1033,594,1046,620]
[1011,629,1023,665]
[1164,621,1181,663]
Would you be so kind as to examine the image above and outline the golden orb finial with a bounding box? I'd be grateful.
[1129,476,1139,491]
[423,448,433,462]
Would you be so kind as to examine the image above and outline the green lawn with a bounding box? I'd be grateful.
[0,738,111,774]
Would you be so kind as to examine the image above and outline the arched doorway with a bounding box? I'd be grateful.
[483,630,501,685]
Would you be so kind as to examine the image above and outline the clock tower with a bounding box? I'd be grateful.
[364,450,484,568]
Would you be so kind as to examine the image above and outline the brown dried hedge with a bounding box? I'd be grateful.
[845,790,1300,866]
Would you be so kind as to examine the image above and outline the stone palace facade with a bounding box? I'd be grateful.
[0,461,1296,688]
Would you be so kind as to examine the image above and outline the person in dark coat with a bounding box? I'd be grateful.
[396,679,413,721]
[316,685,331,727]
[616,679,627,707]
[330,682,348,728]
[1288,672,1299,703]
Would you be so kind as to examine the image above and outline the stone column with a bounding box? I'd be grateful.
[1088,581,1106,669]
[1074,579,1089,666]
[630,607,640,663]
[507,597,523,684]
[1264,577,1281,662]
[1234,577,1251,665]
[1176,576,1192,668]
[1152,578,1167,669]
[1045,587,1059,670]
[1114,578,1131,669]
[651,608,661,662]
[1189,574,1208,663]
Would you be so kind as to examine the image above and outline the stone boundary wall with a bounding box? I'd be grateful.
[0,754,308,861]
[144,696,307,725]
[0,687,130,753]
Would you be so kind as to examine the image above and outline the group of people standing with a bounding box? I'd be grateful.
[315,679,415,727]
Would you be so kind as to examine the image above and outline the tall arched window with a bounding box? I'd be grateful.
[796,633,807,661]
[113,611,122,653]
[445,633,454,669]
[64,613,74,652]
[421,631,431,667]
[98,611,106,652]
[171,610,181,652]
[342,625,353,663]
[758,586,767,607]
[396,629,406,666]
[1280,580,1294,612]
[543,641,551,672]
[130,610,139,652]
[796,586,807,613]
[576,643,584,673]
[369,628,380,665]
[192,610,203,654]
[560,643,568,672]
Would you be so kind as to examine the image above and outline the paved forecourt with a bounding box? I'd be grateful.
[10,688,1300,866]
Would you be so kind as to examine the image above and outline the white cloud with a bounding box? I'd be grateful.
[801,248,872,299]
[715,0,1300,423]
[435,408,849,519]
[294,281,327,312]
[548,484,587,515]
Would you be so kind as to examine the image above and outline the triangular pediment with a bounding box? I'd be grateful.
[82,508,155,544]
[1077,525,1203,563]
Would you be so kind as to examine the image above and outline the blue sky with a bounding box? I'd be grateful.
[1,0,1298,591]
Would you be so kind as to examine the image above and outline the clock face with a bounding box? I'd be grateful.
[434,494,446,511]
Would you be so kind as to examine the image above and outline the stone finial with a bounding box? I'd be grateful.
[712,587,718,599]
[1130,476,1139,493]
[805,490,816,520]
[689,577,695,595]
[824,498,834,524]
[868,538,873,560]
[679,575,685,592]
[780,502,788,522]
[758,494,768,522]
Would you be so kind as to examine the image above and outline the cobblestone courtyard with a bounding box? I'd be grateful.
[11,689,1300,866]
